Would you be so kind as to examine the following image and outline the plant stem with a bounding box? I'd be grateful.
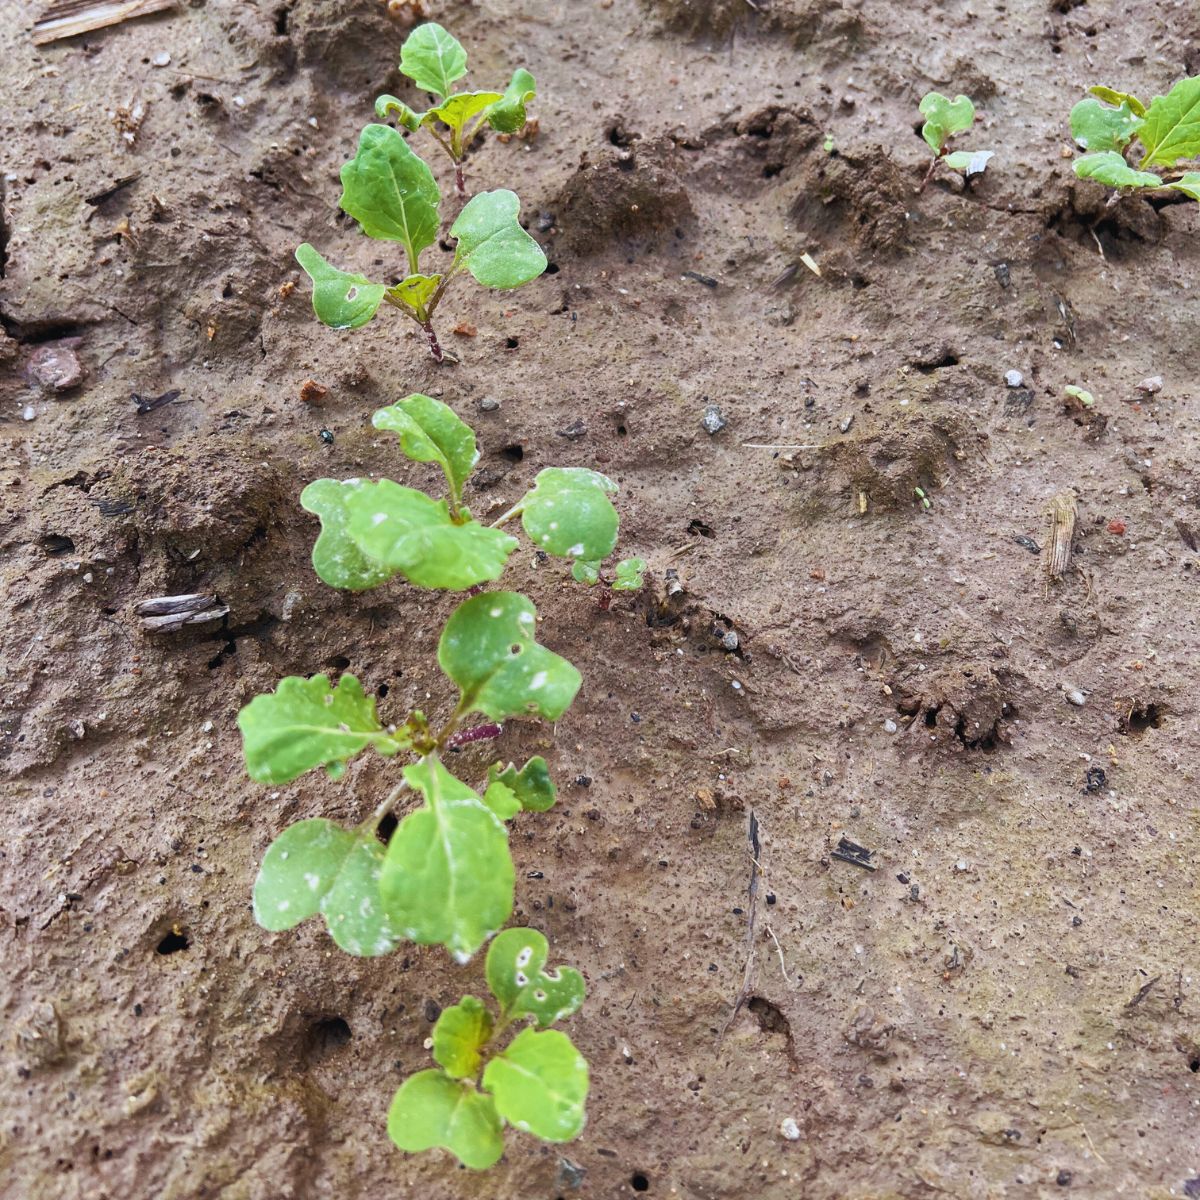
[446,722,504,749]
[423,319,444,363]
[367,777,410,828]
[455,162,466,198]
[489,502,524,529]
[918,154,940,194]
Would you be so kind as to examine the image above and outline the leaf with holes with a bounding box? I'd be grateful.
[520,467,619,562]
[482,1027,589,1142]
[1089,85,1146,118]
[343,480,516,591]
[451,189,547,289]
[388,1069,504,1170]
[486,926,585,1028]
[487,756,556,814]
[1070,98,1142,153]
[380,757,514,961]
[339,124,441,270]
[487,68,536,133]
[1138,75,1200,167]
[294,244,386,330]
[612,557,646,591]
[1074,151,1161,190]
[438,592,581,722]
[372,395,478,502]
[399,22,468,99]
[253,818,399,956]
[237,673,404,784]
[300,478,396,592]
[919,92,975,154]
[432,996,495,1079]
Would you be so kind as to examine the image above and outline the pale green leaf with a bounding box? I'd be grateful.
[487,756,556,813]
[481,778,522,821]
[1070,98,1142,153]
[388,1070,504,1170]
[1064,384,1095,407]
[339,124,441,271]
[1089,86,1146,119]
[343,480,517,591]
[570,559,600,586]
[1139,76,1200,167]
[399,22,468,99]
[1168,171,1200,200]
[371,395,477,500]
[612,557,646,591]
[388,273,441,317]
[375,93,422,131]
[482,1028,588,1142]
[237,673,402,785]
[1074,151,1161,190]
[424,91,503,134]
[450,189,547,289]
[380,757,514,961]
[942,149,992,175]
[433,996,494,1079]
[919,92,975,154]
[520,467,619,561]
[487,68,536,134]
[294,244,385,330]
[486,927,585,1028]
[438,592,582,722]
[300,478,396,592]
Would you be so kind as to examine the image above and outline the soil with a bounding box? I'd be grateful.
[2,1,1199,1197]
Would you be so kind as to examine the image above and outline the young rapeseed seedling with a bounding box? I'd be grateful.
[1070,77,1200,200]
[237,395,638,1167]
[917,92,993,190]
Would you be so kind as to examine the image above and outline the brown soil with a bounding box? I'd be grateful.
[3,1,1199,1197]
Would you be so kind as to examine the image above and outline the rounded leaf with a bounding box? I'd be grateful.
[482,1028,589,1142]
[388,1070,504,1170]
[450,189,547,289]
[301,478,397,592]
[612,557,646,591]
[486,756,557,814]
[1070,98,1141,153]
[919,92,975,153]
[399,23,468,99]
[294,244,385,330]
[486,927,585,1028]
[520,467,619,561]
[433,996,495,1079]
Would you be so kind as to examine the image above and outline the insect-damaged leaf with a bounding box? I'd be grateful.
[520,467,619,562]
[487,755,557,813]
[1070,98,1142,153]
[438,592,581,722]
[301,478,396,592]
[1138,75,1200,167]
[399,22,468,99]
[919,92,975,154]
[487,68,536,133]
[343,480,516,590]
[372,395,478,500]
[1089,85,1146,118]
[294,244,386,329]
[486,926,585,1028]
[388,1069,504,1170]
[1074,150,1161,190]
[253,818,399,956]
[482,1028,589,1142]
[432,996,495,1079]
[450,189,547,289]
[380,757,514,961]
[339,124,441,270]
[237,673,404,784]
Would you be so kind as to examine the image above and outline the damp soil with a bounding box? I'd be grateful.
[2,1,1199,1198]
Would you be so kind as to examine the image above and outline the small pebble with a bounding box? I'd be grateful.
[21,404,36,421]
[478,396,501,412]
[1005,369,1024,388]
[839,415,854,433]
[701,403,727,434]
[1136,376,1162,395]
[1064,688,1086,707]
[780,1117,802,1141]
[883,718,898,734]
[151,51,171,67]
[720,630,739,652]
[28,343,83,391]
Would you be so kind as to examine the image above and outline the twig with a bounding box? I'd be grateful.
[719,809,761,1042]
[1125,974,1161,1009]
[765,925,792,986]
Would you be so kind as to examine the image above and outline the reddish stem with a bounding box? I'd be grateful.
[423,320,444,363]
[455,163,466,198]
[446,723,504,749]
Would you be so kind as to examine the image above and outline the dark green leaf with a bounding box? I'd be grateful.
[1169,171,1200,200]
[487,756,557,813]
[1070,98,1141,153]
[487,68,536,133]
[399,23,469,98]
[375,93,422,131]
[1074,151,1161,190]
[371,395,478,500]
[1139,76,1200,167]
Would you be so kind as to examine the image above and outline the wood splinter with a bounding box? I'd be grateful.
[135,593,228,632]
[1045,488,1078,584]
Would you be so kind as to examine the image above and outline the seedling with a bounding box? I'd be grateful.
[570,555,647,590]
[376,22,536,197]
[914,486,932,511]
[237,394,635,1166]
[918,92,993,190]
[296,123,544,362]
[1064,384,1095,408]
[1070,78,1200,200]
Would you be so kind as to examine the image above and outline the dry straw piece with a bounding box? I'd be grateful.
[32,0,176,45]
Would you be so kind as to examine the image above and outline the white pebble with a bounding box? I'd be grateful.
[1065,688,1086,707]
[780,1117,802,1141]
[883,718,898,734]
[151,51,171,67]
[21,404,36,421]
[1005,370,1024,388]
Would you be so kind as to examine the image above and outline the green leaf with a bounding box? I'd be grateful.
[388,273,441,317]
[371,395,478,501]
[438,592,582,722]
[612,557,647,591]
[237,673,402,785]
[481,778,522,821]
[942,149,993,175]
[1168,171,1200,200]
[380,757,514,961]
[487,68,536,134]
[399,22,468,99]
[1064,384,1095,408]
[520,467,619,561]
[253,819,400,956]
[300,478,397,592]
[1089,85,1146,119]
[919,92,975,154]
[375,93,422,131]
[571,559,600,586]
[482,1028,588,1142]
[388,1070,504,1170]
[433,996,494,1079]
[486,927,585,1028]
[1070,98,1142,153]
[450,189,547,289]
[487,756,557,813]
[1074,151,1161,190]
[1139,76,1200,167]
[294,244,386,330]
[338,124,441,272]
[343,480,517,591]
[424,90,503,135]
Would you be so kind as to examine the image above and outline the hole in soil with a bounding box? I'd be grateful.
[41,534,76,556]
[631,1174,649,1192]
[505,336,519,349]
[500,444,524,463]
[273,5,290,34]
[762,162,783,178]
[608,123,635,148]
[304,1016,352,1058]
[687,518,716,539]
[221,282,233,298]
[545,262,560,275]
[376,683,389,697]
[1188,1057,1199,1073]
[923,705,941,728]
[376,813,398,845]
[1120,703,1165,734]
[156,927,190,955]
[326,654,351,670]
[616,424,627,436]
[438,238,454,253]
[747,995,790,1036]
[914,352,959,374]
